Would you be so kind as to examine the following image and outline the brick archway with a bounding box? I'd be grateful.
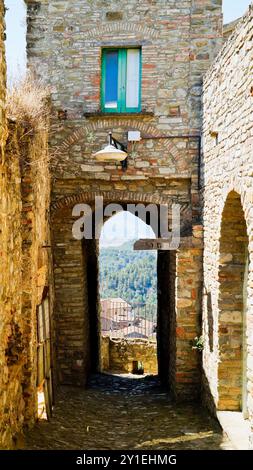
[51,189,191,211]
[51,189,192,238]
[54,119,180,162]
[51,197,174,384]
[83,22,160,40]
[50,185,201,398]
[217,191,249,412]
[51,189,172,212]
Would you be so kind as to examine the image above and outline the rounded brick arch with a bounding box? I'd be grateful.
[219,178,253,239]
[83,22,159,40]
[56,118,180,161]
[217,190,249,411]
[51,189,176,213]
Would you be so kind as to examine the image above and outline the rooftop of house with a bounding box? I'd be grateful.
[101,298,131,306]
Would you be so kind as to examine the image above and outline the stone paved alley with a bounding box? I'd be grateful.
[25,375,233,450]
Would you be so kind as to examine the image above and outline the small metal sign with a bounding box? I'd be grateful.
[134,237,194,251]
[134,239,173,251]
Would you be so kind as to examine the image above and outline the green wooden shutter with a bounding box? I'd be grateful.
[101,48,141,113]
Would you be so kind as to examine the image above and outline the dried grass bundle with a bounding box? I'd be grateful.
[6,73,50,131]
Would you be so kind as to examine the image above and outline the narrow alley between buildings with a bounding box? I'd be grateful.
[25,374,233,450]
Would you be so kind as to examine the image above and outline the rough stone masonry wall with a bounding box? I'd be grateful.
[0,19,51,446]
[0,119,51,449]
[18,123,53,430]
[52,203,91,386]
[101,337,158,375]
[202,4,253,438]
[0,0,5,151]
[26,0,222,398]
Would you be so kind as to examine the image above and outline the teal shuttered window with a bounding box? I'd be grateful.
[101,48,141,113]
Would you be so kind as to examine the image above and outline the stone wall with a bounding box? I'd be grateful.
[101,336,110,372]
[0,0,6,152]
[172,226,203,400]
[202,4,253,441]
[101,337,158,375]
[157,236,203,402]
[0,76,52,447]
[52,203,91,386]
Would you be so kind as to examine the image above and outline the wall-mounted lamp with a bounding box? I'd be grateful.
[93,132,128,170]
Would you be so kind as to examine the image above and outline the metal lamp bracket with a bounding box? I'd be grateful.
[109,132,128,171]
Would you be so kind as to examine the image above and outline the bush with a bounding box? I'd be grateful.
[191,336,204,352]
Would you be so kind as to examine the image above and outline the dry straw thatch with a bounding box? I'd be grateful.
[5,74,51,184]
[6,73,50,131]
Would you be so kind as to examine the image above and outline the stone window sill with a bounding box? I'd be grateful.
[83,111,154,118]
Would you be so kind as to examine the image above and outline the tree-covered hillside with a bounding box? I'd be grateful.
[99,241,157,306]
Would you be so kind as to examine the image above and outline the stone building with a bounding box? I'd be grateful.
[25,0,222,400]
[202,6,253,444]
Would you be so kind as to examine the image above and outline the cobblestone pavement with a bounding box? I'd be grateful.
[25,374,234,450]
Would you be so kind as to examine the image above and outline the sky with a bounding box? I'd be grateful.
[5,0,27,83]
[100,211,155,247]
[223,0,251,23]
[4,0,253,245]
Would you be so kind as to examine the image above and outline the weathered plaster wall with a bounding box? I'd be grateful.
[202,5,253,441]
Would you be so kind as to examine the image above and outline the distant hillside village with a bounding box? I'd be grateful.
[99,242,157,340]
[101,298,156,340]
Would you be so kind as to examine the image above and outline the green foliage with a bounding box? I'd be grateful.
[99,241,157,311]
[191,336,204,352]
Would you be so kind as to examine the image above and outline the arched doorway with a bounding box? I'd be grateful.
[79,200,176,386]
[99,210,158,375]
[218,191,249,416]
[51,191,202,401]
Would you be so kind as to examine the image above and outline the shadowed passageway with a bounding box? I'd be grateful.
[25,375,233,450]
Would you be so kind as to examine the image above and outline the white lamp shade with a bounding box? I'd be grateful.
[93,144,127,162]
